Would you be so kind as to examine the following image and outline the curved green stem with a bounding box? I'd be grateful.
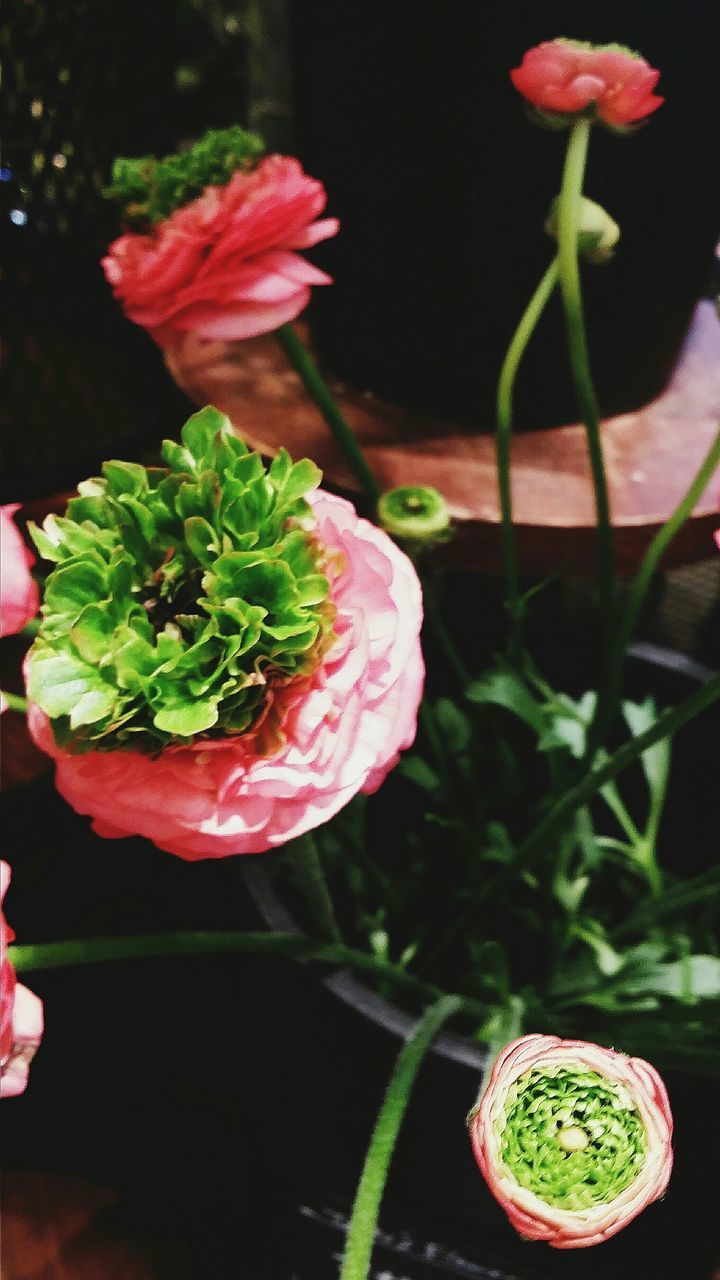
[1,691,28,714]
[275,323,471,692]
[339,995,461,1280]
[274,323,380,504]
[496,257,560,652]
[586,425,720,760]
[8,931,489,1024]
[557,119,615,657]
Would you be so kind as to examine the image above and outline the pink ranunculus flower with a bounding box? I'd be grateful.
[29,492,424,859]
[1,504,39,639]
[510,40,664,128]
[101,154,339,349]
[469,1034,673,1249]
[1,862,43,1098]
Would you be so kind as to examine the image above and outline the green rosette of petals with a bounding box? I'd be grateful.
[105,125,266,227]
[27,407,336,753]
[499,1066,646,1211]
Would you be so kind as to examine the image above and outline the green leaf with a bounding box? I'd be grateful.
[69,687,119,729]
[102,459,149,497]
[398,755,441,793]
[185,516,221,567]
[28,651,100,718]
[622,697,671,841]
[153,700,220,736]
[434,698,472,751]
[465,668,546,734]
[181,406,232,465]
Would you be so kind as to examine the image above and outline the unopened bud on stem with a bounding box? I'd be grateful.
[377,486,451,546]
[545,196,620,264]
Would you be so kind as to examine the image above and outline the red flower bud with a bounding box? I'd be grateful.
[510,40,664,129]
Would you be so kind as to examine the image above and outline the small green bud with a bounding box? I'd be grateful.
[545,195,620,264]
[377,486,451,545]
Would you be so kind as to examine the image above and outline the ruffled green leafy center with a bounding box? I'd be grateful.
[105,125,266,228]
[28,407,336,753]
[498,1066,646,1210]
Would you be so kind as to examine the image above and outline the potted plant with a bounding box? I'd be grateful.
[2,34,719,1280]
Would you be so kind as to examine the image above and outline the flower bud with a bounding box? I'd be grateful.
[545,196,620,264]
[510,41,663,130]
[377,486,451,547]
[469,1034,673,1249]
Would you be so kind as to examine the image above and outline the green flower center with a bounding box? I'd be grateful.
[498,1066,647,1211]
[28,407,336,752]
[105,125,266,227]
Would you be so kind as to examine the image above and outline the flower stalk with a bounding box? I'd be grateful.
[586,425,720,761]
[556,119,616,665]
[0,691,28,715]
[288,833,342,943]
[274,323,381,504]
[8,933,487,1025]
[339,995,461,1280]
[495,256,559,652]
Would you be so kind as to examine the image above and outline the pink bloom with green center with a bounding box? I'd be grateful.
[102,154,338,348]
[1,863,43,1099]
[29,492,424,858]
[510,40,664,127]
[469,1034,673,1249]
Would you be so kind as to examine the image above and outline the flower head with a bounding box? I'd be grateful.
[469,1034,673,1249]
[510,40,664,129]
[1,505,39,639]
[28,409,424,857]
[1,863,43,1098]
[102,128,338,348]
[28,407,338,752]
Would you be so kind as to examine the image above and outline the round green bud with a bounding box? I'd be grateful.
[545,195,621,264]
[377,486,451,544]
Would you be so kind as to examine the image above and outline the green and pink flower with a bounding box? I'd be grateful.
[469,1034,673,1249]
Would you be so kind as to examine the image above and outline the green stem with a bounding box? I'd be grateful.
[339,995,461,1280]
[421,672,720,967]
[1,691,28,714]
[586,425,720,761]
[484,674,720,896]
[557,119,615,662]
[495,257,560,652]
[289,833,342,943]
[275,323,380,504]
[611,865,720,941]
[7,931,489,1024]
[276,323,471,692]
[421,577,471,688]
